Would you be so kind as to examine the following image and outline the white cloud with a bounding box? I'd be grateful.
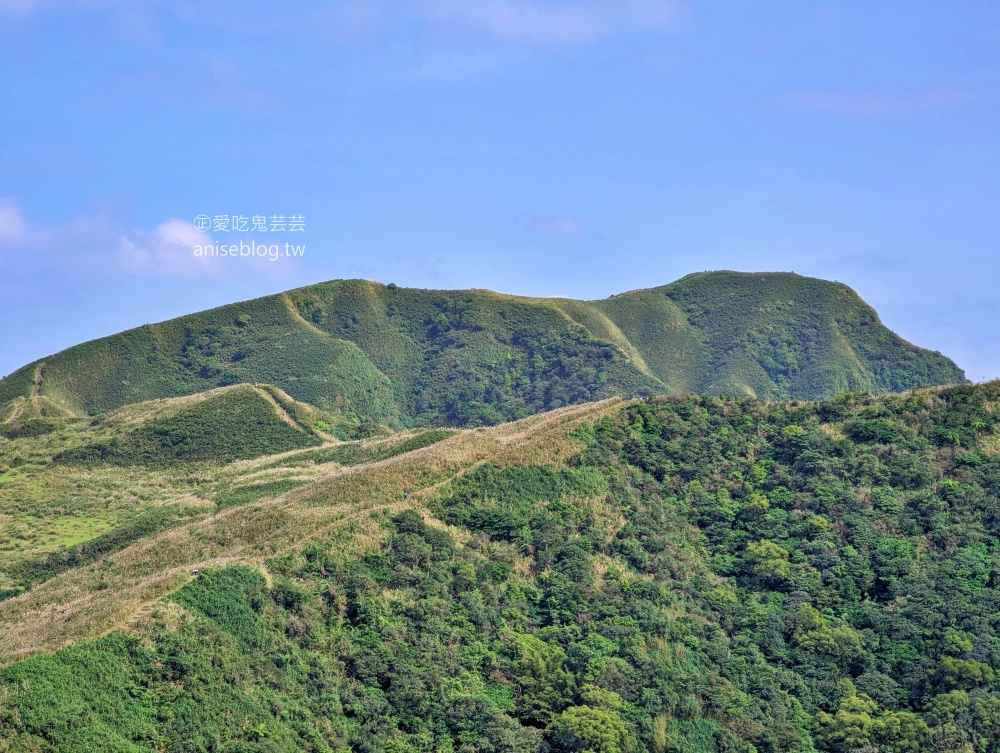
[0,198,304,280]
[118,218,217,278]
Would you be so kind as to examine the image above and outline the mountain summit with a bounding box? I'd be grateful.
[0,271,964,428]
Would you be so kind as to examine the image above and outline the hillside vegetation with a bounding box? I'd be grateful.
[2,383,1000,750]
[0,272,965,428]
[53,386,323,468]
[0,384,421,600]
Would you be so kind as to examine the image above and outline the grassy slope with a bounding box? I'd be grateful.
[0,385,409,596]
[645,271,963,399]
[0,273,965,429]
[591,284,711,393]
[52,385,323,468]
[3,385,1000,750]
[286,281,663,425]
[0,399,621,659]
[0,292,397,424]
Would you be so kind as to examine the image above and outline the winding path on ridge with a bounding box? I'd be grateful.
[0,397,627,662]
[251,385,304,431]
[6,362,44,423]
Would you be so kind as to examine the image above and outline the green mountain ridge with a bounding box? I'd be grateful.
[0,271,981,752]
[0,271,965,428]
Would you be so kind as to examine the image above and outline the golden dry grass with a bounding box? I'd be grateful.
[0,398,622,663]
[108,383,317,430]
[108,385,240,426]
[980,430,1000,458]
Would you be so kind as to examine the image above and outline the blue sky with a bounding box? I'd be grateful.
[1,1,999,380]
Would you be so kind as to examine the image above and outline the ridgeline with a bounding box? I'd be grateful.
[0,272,964,430]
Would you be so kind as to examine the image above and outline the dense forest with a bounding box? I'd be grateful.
[3,382,1000,751]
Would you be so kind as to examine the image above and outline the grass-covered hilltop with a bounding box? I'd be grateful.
[0,272,965,430]
[3,382,1000,751]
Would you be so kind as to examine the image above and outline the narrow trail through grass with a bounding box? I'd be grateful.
[6,363,44,423]
[252,385,306,431]
[31,363,42,398]
[0,399,623,662]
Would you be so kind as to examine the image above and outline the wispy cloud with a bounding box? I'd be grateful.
[0,0,164,44]
[204,58,282,112]
[771,85,977,118]
[0,197,302,280]
[415,0,685,47]
[312,0,687,51]
[6,0,685,48]
[0,198,120,264]
[521,213,588,240]
[824,253,901,271]
[118,218,218,278]
[321,0,690,47]
[0,0,39,13]
[0,197,28,241]
[420,1,603,46]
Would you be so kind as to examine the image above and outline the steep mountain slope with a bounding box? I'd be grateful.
[3,383,1000,751]
[0,291,399,426]
[0,272,965,428]
[595,271,962,398]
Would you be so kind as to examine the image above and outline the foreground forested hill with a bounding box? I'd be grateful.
[0,272,964,428]
[2,382,1000,751]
